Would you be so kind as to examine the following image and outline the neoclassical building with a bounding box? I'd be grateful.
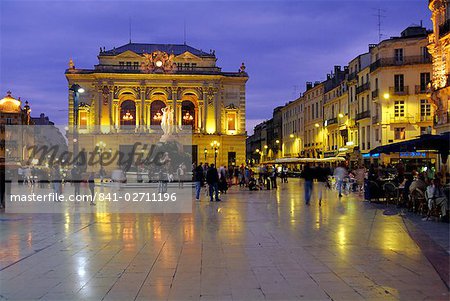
[0,91,32,162]
[65,43,248,168]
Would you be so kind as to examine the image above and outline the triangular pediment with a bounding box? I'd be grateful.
[175,51,201,61]
[115,50,143,58]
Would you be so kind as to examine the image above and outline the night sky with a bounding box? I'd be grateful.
[0,0,430,134]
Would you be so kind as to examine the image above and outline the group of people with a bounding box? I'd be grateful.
[300,163,347,206]
[193,163,224,202]
[191,162,295,202]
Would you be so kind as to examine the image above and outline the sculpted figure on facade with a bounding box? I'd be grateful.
[161,106,175,136]
[140,51,177,73]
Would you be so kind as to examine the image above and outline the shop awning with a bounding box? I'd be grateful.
[370,132,450,163]
[262,157,345,164]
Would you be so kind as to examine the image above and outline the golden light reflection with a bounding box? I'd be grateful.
[27,233,33,248]
[153,221,162,241]
[64,213,70,232]
[122,224,135,250]
[337,224,346,250]
[183,217,195,241]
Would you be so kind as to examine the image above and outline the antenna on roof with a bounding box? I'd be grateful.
[373,8,386,42]
[183,19,187,45]
[129,17,132,44]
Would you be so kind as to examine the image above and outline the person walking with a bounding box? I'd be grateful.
[88,172,96,206]
[206,164,220,202]
[354,165,366,194]
[301,163,314,205]
[270,165,278,189]
[71,166,82,198]
[177,162,186,189]
[334,163,348,197]
[193,163,204,201]
[99,166,106,183]
[51,164,62,197]
[316,164,330,206]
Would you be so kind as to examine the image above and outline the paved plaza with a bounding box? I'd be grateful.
[0,179,449,301]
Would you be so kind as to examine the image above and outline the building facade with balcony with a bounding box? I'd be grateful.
[246,121,267,164]
[303,82,324,158]
[281,98,303,158]
[0,91,33,162]
[268,106,283,159]
[353,61,372,157]
[66,43,248,169]
[428,0,450,135]
[370,26,433,161]
[323,67,349,158]
[348,52,371,156]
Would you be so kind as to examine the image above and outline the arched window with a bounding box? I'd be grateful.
[181,100,195,127]
[120,100,136,127]
[150,100,166,125]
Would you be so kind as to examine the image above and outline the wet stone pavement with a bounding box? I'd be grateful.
[0,179,448,301]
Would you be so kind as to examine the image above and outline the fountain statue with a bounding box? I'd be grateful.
[146,105,191,173]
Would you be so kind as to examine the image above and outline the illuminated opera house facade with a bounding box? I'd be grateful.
[65,43,248,169]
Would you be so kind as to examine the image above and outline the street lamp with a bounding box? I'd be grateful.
[210,140,220,166]
[204,147,208,162]
[69,83,84,163]
[383,93,390,100]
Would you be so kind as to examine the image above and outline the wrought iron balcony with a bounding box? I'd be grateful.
[347,71,357,81]
[372,89,379,99]
[356,82,370,95]
[415,85,427,94]
[389,86,409,96]
[419,115,433,122]
[372,115,380,123]
[92,64,223,74]
[355,110,371,121]
[389,114,415,123]
[370,56,431,72]
[326,117,338,126]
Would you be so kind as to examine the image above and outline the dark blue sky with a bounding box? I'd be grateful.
[0,0,430,133]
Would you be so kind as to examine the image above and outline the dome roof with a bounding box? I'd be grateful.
[0,91,22,113]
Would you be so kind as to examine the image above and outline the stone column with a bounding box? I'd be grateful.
[202,91,208,133]
[68,91,74,127]
[135,102,140,129]
[171,87,178,128]
[144,102,148,130]
[97,88,102,132]
[140,88,145,131]
[109,89,114,132]
[114,102,120,130]
[215,93,221,134]
[177,103,182,129]
[194,107,199,132]
[198,103,203,131]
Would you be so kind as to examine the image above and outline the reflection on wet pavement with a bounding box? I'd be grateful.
[0,179,448,300]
